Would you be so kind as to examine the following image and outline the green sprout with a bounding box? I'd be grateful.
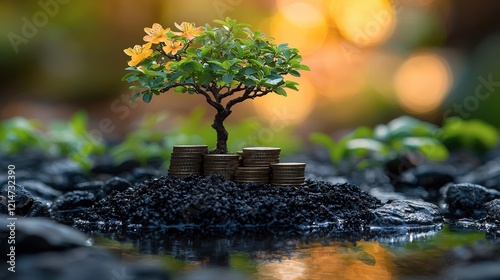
[110,112,170,167]
[310,116,450,169]
[438,117,499,153]
[0,111,105,172]
[122,17,309,154]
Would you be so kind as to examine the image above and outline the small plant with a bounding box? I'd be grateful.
[110,112,170,166]
[122,17,309,153]
[310,116,450,169]
[0,117,47,153]
[438,117,499,153]
[0,111,105,171]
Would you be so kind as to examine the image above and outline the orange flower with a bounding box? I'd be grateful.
[165,61,172,71]
[162,40,184,55]
[123,43,153,67]
[172,22,203,40]
[143,23,170,44]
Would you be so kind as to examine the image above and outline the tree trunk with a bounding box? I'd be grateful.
[211,110,230,154]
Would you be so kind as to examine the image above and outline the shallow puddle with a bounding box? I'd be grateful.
[89,225,497,279]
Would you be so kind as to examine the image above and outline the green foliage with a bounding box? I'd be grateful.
[110,113,170,166]
[123,18,309,102]
[438,117,499,153]
[309,116,497,169]
[0,117,46,153]
[0,111,105,171]
[123,18,309,153]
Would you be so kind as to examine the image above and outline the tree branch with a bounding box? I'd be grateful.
[218,82,244,101]
[160,82,223,111]
[224,86,273,111]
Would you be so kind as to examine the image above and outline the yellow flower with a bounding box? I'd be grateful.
[123,43,153,67]
[172,22,203,40]
[143,23,170,44]
[162,40,184,55]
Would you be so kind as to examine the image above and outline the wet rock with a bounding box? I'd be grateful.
[0,246,173,280]
[396,165,456,202]
[77,176,381,234]
[485,199,500,223]
[0,215,90,256]
[39,159,87,191]
[370,200,443,227]
[51,191,96,224]
[459,159,500,191]
[75,181,105,193]
[0,185,50,217]
[445,183,500,218]
[180,268,247,280]
[400,165,456,189]
[0,215,173,280]
[18,180,62,201]
[104,177,133,194]
[74,181,106,199]
[25,200,51,217]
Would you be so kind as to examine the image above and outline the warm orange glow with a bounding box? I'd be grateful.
[400,0,435,6]
[331,0,397,47]
[258,259,307,279]
[270,1,328,55]
[256,242,394,279]
[304,40,366,101]
[394,53,452,114]
[253,77,316,125]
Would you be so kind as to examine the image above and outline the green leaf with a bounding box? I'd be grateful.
[174,86,186,93]
[346,138,389,158]
[289,70,301,77]
[142,91,153,103]
[400,137,449,161]
[180,60,203,71]
[222,73,234,84]
[309,132,338,164]
[273,87,287,96]
[387,116,438,139]
[299,65,311,71]
[130,92,142,102]
[265,74,283,86]
[70,111,87,135]
[439,117,499,153]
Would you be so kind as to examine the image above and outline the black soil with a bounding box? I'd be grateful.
[76,175,381,234]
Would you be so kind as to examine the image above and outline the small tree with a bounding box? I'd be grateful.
[123,18,309,154]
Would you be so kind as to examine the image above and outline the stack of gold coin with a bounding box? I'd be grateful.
[234,167,270,184]
[168,145,207,177]
[270,163,306,186]
[203,154,240,180]
[241,147,281,167]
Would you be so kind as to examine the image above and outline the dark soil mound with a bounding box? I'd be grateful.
[76,175,381,234]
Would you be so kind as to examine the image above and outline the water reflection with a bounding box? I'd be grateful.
[91,226,496,279]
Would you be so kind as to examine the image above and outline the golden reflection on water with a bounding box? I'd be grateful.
[255,241,394,280]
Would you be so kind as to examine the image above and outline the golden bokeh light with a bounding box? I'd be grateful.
[256,242,394,280]
[331,0,397,47]
[394,52,452,114]
[270,1,328,55]
[253,77,316,125]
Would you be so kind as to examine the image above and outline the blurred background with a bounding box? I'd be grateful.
[1,0,500,141]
